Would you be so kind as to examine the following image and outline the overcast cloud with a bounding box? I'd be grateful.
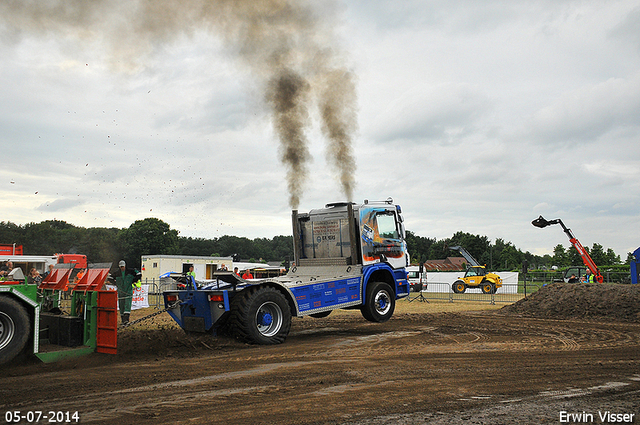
[1,0,639,258]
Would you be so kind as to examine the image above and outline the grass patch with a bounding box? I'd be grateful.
[396,298,503,314]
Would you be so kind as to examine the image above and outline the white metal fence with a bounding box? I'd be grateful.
[406,271,523,304]
[406,270,633,304]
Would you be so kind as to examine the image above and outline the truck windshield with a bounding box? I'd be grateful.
[377,213,399,240]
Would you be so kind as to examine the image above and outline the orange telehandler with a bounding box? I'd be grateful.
[532,215,604,283]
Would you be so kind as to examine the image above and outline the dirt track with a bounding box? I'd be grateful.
[1,285,639,425]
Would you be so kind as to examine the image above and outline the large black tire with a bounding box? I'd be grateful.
[452,280,466,294]
[481,281,495,294]
[0,297,31,365]
[360,282,395,323]
[228,287,291,345]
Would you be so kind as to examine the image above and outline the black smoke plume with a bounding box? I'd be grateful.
[0,0,358,209]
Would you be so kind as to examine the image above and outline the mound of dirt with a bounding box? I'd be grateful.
[501,283,640,322]
[116,327,243,358]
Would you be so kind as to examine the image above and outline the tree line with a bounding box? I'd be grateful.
[0,218,630,271]
[0,218,294,270]
[406,230,626,271]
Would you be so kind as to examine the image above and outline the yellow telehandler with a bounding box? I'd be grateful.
[449,246,502,294]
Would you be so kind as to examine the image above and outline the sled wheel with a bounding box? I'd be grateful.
[0,297,31,365]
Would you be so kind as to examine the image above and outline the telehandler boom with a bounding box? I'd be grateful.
[532,215,604,283]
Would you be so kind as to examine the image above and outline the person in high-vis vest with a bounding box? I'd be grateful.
[584,269,594,283]
[114,260,136,324]
[187,265,196,279]
[186,265,197,289]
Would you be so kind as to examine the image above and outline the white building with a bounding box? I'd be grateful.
[141,255,233,281]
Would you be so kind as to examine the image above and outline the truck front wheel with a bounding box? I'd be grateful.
[0,297,31,365]
[361,282,395,323]
[230,287,292,345]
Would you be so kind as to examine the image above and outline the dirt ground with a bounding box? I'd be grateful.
[1,284,639,425]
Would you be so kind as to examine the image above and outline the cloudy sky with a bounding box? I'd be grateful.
[1,0,639,258]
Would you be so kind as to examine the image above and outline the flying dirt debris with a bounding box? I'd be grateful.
[0,0,358,208]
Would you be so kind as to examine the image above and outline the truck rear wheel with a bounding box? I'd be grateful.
[361,282,394,323]
[229,287,291,345]
[0,297,31,365]
[452,280,466,294]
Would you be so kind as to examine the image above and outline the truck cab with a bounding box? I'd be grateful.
[293,200,409,268]
[288,200,410,317]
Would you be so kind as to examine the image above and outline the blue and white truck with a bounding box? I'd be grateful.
[163,198,411,344]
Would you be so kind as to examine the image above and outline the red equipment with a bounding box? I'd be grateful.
[532,216,604,283]
[0,244,23,255]
[56,254,88,269]
[39,267,74,291]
